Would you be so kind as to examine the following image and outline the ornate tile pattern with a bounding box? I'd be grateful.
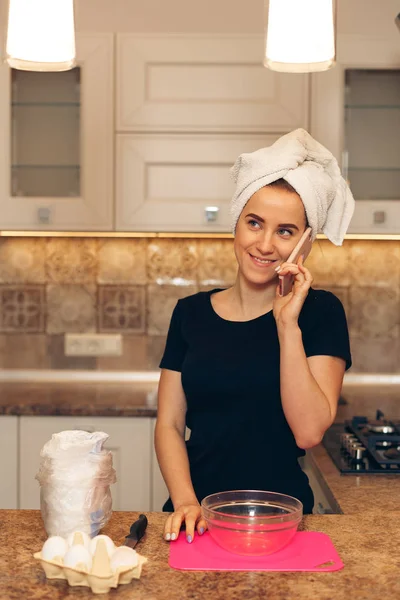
[97,239,147,285]
[306,239,351,288]
[197,239,237,287]
[46,239,97,283]
[147,239,198,285]
[0,335,5,368]
[0,334,49,368]
[349,241,400,288]
[351,337,400,373]
[46,284,96,334]
[0,238,46,284]
[98,285,146,333]
[147,335,167,370]
[0,285,45,332]
[97,335,148,370]
[0,236,399,374]
[147,284,197,335]
[349,286,399,339]
[47,335,96,370]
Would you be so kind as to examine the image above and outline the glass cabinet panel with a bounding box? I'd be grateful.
[11,68,81,197]
[344,69,400,200]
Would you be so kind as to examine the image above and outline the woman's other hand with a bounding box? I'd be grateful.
[273,255,313,326]
[163,503,208,543]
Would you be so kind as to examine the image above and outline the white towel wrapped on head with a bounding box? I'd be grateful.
[230,128,355,246]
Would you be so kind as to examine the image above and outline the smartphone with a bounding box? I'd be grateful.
[279,227,313,297]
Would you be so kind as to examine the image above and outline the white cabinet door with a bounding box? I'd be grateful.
[0,416,18,509]
[116,35,309,134]
[116,133,280,231]
[311,34,400,233]
[19,416,152,511]
[150,418,169,511]
[0,34,114,230]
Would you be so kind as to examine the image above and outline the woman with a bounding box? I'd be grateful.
[155,129,354,544]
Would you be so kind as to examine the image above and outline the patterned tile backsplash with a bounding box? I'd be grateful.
[0,236,399,372]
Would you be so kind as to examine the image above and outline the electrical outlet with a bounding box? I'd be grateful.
[64,333,122,357]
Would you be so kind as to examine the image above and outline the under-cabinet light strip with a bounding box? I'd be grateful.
[1,231,400,240]
[0,370,399,385]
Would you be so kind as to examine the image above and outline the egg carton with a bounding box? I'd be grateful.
[33,534,147,595]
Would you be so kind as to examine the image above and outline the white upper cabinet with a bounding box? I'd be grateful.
[116,34,310,232]
[311,35,400,234]
[116,35,309,134]
[0,34,114,231]
[116,133,280,232]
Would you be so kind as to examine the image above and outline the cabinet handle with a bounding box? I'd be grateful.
[37,207,51,224]
[205,206,219,223]
[373,210,386,225]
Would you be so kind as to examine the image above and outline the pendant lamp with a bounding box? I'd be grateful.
[264,0,336,73]
[6,0,76,71]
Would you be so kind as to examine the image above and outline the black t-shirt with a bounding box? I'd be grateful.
[159,288,352,514]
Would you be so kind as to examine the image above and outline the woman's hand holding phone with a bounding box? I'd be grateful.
[273,227,314,327]
[278,227,312,297]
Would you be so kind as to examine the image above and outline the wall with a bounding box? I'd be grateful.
[0,236,399,373]
[0,1,398,373]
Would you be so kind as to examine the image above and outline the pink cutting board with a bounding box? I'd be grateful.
[169,531,343,572]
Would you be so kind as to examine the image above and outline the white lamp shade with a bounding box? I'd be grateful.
[6,0,76,71]
[265,0,336,73]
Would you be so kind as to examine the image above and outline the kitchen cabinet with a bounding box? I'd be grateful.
[19,416,152,511]
[0,34,114,231]
[116,34,309,134]
[116,34,309,232]
[311,34,400,234]
[0,416,18,509]
[116,133,280,231]
[151,418,169,511]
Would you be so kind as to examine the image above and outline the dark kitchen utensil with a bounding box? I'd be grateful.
[124,514,148,549]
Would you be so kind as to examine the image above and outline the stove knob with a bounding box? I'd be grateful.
[353,446,366,461]
[349,443,359,458]
[350,443,365,461]
[340,434,354,451]
[344,435,357,452]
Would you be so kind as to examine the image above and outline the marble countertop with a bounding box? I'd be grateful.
[2,509,399,600]
[304,384,400,514]
[0,380,399,418]
[308,442,400,514]
[0,381,159,416]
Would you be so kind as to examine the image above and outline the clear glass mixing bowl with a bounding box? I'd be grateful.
[201,490,303,556]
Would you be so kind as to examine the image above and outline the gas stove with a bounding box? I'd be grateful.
[322,410,400,474]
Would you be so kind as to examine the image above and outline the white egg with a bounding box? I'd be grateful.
[110,546,138,572]
[63,545,92,571]
[89,534,115,557]
[67,530,90,550]
[41,536,68,562]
